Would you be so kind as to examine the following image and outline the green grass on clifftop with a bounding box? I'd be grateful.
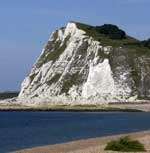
[75,22,150,55]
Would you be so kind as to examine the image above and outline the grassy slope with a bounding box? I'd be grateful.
[75,22,150,55]
[37,21,150,70]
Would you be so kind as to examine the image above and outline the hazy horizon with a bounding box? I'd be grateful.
[0,0,150,91]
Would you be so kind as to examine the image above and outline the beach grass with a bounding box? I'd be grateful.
[105,136,146,152]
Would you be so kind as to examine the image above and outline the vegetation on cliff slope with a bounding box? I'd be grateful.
[76,22,150,55]
[37,22,150,68]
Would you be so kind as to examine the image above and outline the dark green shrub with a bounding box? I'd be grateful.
[141,38,150,49]
[95,24,126,39]
[0,92,19,100]
[76,22,126,40]
[105,136,145,152]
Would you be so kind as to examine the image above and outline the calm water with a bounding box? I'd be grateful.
[0,112,150,153]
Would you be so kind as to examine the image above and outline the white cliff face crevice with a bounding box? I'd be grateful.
[82,59,116,99]
[18,22,150,104]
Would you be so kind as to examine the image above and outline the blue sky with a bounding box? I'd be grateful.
[0,0,150,91]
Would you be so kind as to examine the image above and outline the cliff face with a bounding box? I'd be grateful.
[18,22,150,104]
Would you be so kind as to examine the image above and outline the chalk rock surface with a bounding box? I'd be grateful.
[18,22,150,104]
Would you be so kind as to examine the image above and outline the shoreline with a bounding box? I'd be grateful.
[1,102,150,112]
[15,130,150,153]
[0,105,143,112]
[0,108,142,112]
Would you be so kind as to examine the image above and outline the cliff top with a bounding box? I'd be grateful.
[67,21,150,55]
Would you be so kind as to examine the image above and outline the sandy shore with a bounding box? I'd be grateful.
[15,130,150,153]
[1,102,150,112]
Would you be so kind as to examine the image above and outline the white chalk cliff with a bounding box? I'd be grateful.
[18,22,150,104]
